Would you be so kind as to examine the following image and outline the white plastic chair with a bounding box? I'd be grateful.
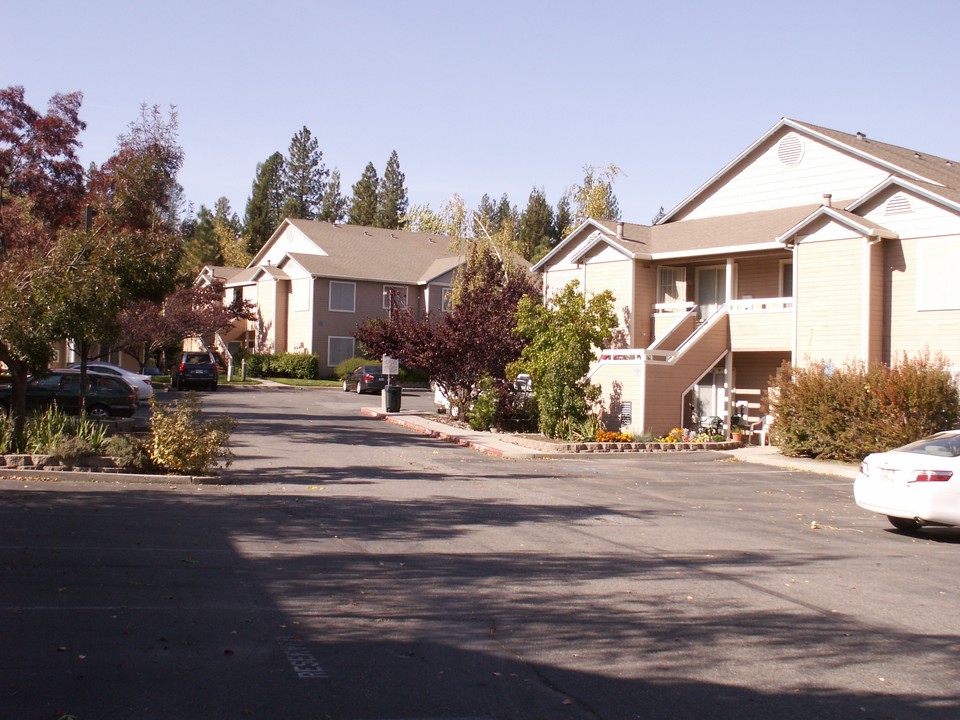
[751,415,774,446]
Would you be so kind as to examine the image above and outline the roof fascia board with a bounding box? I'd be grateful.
[657,118,791,224]
[775,207,897,245]
[659,118,943,225]
[847,177,960,215]
[788,121,939,186]
[651,241,785,261]
[569,235,638,264]
[531,218,613,271]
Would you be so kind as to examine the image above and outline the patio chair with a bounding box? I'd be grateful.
[750,415,775,446]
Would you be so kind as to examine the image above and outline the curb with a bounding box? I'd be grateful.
[0,467,206,485]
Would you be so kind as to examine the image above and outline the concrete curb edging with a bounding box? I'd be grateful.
[0,466,202,484]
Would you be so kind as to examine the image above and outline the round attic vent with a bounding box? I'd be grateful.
[777,133,804,167]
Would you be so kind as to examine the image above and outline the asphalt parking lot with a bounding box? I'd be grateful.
[1,386,958,720]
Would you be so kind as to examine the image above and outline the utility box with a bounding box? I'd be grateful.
[382,385,402,413]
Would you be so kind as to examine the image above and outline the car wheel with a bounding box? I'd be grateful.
[356,382,363,394]
[87,404,110,420]
[887,515,922,532]
[343,380,349,392]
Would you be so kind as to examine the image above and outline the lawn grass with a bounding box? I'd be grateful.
[264,377,341,388]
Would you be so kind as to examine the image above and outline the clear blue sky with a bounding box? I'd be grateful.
[6,0,960,226]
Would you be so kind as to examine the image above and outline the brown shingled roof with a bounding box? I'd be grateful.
[280,220,462,284]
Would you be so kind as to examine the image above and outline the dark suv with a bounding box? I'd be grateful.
[171,352,219,391]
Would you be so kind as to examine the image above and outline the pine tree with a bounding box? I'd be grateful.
[243,151,285,254]
[348,162,379,226]
[179,205,222,277]
[519,187,554,261]
[376,150,408,229]
[554,194,572,241]
[318,168,347,223]
[282,126,327,220]
[213,197,249,267]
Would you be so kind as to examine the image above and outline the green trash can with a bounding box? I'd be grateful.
[382,385,402,413]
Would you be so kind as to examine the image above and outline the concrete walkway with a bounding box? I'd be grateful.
[363,406,859,478]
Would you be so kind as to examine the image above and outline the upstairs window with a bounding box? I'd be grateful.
[383,285,408,310]
[329,281,356,312]
[657,266,687,305]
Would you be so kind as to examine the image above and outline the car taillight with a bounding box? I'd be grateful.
[364,374,374,381]
[179,362,186,373]
[909,470,953,483]
[859,461,869,476]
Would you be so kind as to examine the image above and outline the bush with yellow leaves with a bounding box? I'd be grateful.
[149,395,237,475]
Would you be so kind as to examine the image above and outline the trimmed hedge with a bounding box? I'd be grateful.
[243,352,319,380]
[772,352,960,462]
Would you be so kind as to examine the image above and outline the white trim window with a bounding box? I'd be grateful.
[441,287,453,312]
[656,266,687,305]
[327,336,355,367]
[382,284,408,310]
[329,281,356,312]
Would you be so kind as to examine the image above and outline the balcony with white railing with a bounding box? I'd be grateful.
[727,296,793,351]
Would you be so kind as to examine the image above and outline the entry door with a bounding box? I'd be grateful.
[695,368,727,420]
[696,266,726,320]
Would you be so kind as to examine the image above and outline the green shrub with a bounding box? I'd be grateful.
[149,395,237,475]
[47,435,97,463]
[242,352,319,379]
[0,413,13,454]
[334,356,370,380]
[103,434,157,472]
[469,377,497,431]
[772,352,960,461]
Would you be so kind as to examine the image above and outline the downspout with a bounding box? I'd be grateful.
[863,231,884,362]
[725,257,735,434]
[791,240,799,367]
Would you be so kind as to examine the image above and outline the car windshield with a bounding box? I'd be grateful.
[895,433,960,458]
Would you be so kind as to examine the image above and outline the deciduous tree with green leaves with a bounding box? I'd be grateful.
[509,280,617,439]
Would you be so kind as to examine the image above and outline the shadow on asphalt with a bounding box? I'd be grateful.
[2,486,957,719]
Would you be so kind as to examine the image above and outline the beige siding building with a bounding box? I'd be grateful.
[536,118,960,436]
[204,220,462,372]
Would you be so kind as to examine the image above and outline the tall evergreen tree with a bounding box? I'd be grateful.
[376,150,408,229]
[318,168,347,223]
[348,162,379,226]
[282,126,327,220]
[519,187,554,261]
[179,205,221,277]
[554,194,572,241]
[213,197,249,267]
[476,193,497,236]
[243,151,285,254]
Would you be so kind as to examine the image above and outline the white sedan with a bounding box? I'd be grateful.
[854,430,960,531]
[66,361,154,402]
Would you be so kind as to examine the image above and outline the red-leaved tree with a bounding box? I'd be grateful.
[116,281,253,371]
[354,246,538,413]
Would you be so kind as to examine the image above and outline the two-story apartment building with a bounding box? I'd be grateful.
[206,219,462,371]
[535,118,960,436]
